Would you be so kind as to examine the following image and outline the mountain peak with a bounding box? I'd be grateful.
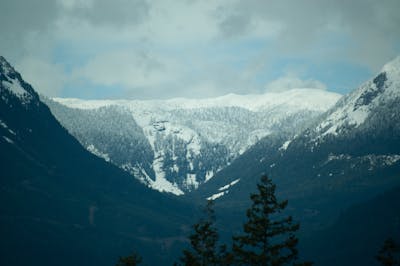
[0,56,15,76]
[0,56,37,105]
[382,56,400,73]
[381,56,400,86]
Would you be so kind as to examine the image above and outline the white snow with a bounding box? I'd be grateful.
[207,190,229,201]
[184,173,199,190]
[52,89,340,194]
[314,56,400,139]
[54,89,340,160]
[0,119,7,129]
[324,153,400,169]
[87,144,111,162]
[53,89,340,113]
[1,57,33,105]
[205,178,240,200]
[3,136,14,144]
[364,154,400,168]
[1,79,32,104]
[121,163,148,184]
[121,162,183,195]
[279,140,292,151]
[0,119,16,135]
[382,56,400,79]
[205,170,214,182]
[326,154,352,162]
[151,152,184,195]
[218,178,240,191]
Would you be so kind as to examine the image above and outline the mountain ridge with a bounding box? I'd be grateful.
[47,89,340,195]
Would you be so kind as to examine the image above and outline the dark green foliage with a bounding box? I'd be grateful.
[232,175,311,266]
[377,238,400,266]
[116,252,142,266]
[178,200,227,266]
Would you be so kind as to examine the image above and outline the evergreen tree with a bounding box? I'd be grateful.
[177,200,226,266]
[232,175,311,266]
[377,238,400,266]
[115,251,142,266]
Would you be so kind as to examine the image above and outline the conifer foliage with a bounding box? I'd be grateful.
[177,200,227,266]
[232,175,310,266]
[377,238,400,266]
[115,251,142,266]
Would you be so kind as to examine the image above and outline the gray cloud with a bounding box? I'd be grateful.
[1,0,399,99]
[218,12,253,38]
[0,0,59,34]
[61,0,150,27]
[265,74,327,92]
[0,0,150,59]
[216,0,400,70]
[0,0,60,58]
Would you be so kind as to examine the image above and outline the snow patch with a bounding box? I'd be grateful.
[324,153,400,169]
[184,173,199,190]
[1,79,32,104]
[120,162,183,195]
[2,136,14,144]
[87,144,111,162]
[151,152,184,195]
[218,178,240,191]
[205,170,214,182]
[207,190,229,201]
[279,140,292,151]
[0,119,7,129]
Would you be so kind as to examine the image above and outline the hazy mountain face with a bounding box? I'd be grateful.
[47,89,341,195]
[0,56,195,266]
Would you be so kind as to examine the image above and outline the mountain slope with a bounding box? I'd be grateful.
[302,186,400,266]
[196,56,400,202]
[0,56,194,266]
[46,89,340,195]
[189,56,400,265]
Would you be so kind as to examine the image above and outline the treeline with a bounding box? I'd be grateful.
[116,175,400,266]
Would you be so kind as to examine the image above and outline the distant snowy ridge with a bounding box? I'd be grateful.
[54,88,339,112]
[50,89,341,195]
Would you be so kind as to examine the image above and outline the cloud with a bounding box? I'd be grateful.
[59,0,150,27]
[1,0,399,99]
[0,0,60,59]
[216,0,400,70]
[74,50,182,89]
[16,57,67,97]
[265,74,327,92]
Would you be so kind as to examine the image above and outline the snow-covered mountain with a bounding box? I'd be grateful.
[314,56,400,138]
[189,56,400,266]
[0,56,38,106]
[46,89,340,195]
[195,56,400,209]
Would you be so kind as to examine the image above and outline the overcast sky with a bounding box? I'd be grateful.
[1,0,400,99]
